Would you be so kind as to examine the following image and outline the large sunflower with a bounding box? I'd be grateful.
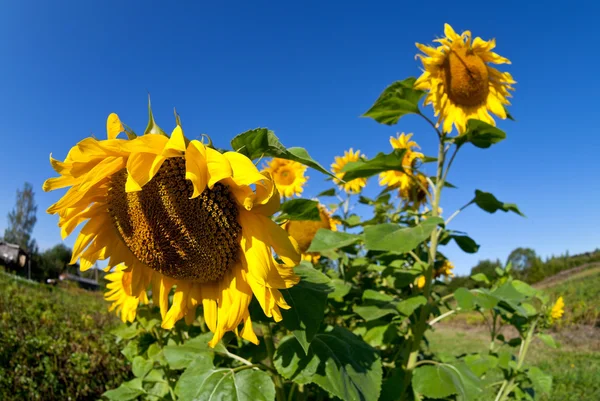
[415,24,515,134]
[331,148,367,194]
[44,109,301,347]
[379,133,423,192]
[263,158,308,198]
[105,264,148,323]
[283,204,338,263]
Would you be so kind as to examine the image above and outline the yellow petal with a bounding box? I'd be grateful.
[162,125,187,158]
[125,152,166,192]
[206,147,233,188]
[106,113,124,140]
[185,140,209,198]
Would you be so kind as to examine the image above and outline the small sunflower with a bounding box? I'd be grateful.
[400,173,430,210]
[550,296,565,320]
[263,158,308,198]
[331,148,367,194]
[435,260,455,278]
[44,107,301,347]
[283,205,338,263]
[379,133,423,193]
[416,275,426,289]
[415,24,515,134]
[105,264,148,323]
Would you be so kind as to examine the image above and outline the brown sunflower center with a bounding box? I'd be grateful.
[443,48,489,107]
[277,168,296,185]
[106,157,241,282]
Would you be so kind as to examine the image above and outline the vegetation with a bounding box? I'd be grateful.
[3,182,38,253]
[0,270,130,400]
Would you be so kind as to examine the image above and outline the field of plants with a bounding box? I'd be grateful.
[0,270,130,400]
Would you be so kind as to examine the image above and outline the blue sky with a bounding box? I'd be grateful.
[0,1,598,275]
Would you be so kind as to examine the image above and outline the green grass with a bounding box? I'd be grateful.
[427,326,600,401]
[0,270,130,400]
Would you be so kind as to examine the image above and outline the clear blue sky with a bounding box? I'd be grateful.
[1,1,598,275]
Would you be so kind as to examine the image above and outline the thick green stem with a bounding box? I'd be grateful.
[263,323,286,401]
[401,136,447,398]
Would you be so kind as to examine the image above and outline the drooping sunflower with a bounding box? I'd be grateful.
[263,158,308,198]
[44,108,301,347]
[400,173,430,210]
[379,133,424,193]
[283,204,338,263]
[331,148,367,194]
[415,23,515,134]
[435,260,455,279]
[105,264,148,323]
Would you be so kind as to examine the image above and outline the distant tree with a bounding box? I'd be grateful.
[506,247,538,272]
[3,182,38,253]
[35,244,73,279]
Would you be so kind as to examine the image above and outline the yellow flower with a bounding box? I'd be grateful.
[435,260,455,278]
[416,275,426,289]
[400,173,430,209]
[105,264,148,323]
[415,24,515,134]
[284,205,338,262]
[44,108,300,347]
[551,296,565,320]
[331,149,367,194]
[379,133,424,193]
[263,158,307,198]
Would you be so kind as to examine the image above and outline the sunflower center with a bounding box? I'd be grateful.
[106,157,242,282]
[278,169,296,186]
[443,48,489,107]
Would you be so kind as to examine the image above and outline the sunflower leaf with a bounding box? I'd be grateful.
[281,262,334,353]
[175,366,275,401]
[274,327,383,401]
[364,217,444,253]
[306,229,362,253]
[279,199,321,221]
[454,119,506,149]
[339,149,407,181]
[362,78,424,125]
[103,378,146,401]
[472,190,525,216]
[231,128,334,178]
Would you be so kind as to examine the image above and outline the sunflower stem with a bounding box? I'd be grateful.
[262,323,286,401]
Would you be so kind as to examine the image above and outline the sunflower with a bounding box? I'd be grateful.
[416,275,426,289]
[283,205,338,263]
[44,108,301,347]
[331,148,367,194]
[263,158,308,198]
[105,264,148,323]
[415,24,515,134]
[550,296,565,320]
[379,133,423,192]
[435,260,455,278]
[400,173,430,209]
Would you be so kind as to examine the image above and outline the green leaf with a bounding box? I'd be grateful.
[471,289,499,309]
[454,119,506,149]
[537,333,559,349]
[512,280,537,297]
[328,278,352,302]
[132,356,153,379]
[454,288,476,311]
[396,296,427,316]
[163,334,215,370]
[364,218,443,253]
[412,365,457,399]
[464,354,498,377]
[471,273,490,284]
[339,149,407,181]
[103,378,146,401]
[362,324,398,348]
[121,341,139,362]
[452,235,480,254]
[275,327,382,401]
[110,323,139,341]
[176,366,275,401]
[281,262,333,353]
[317,188,337,197]
[230,128,332,177]
[343,214,362,228]
[279,199,321,221]
[362,78,424,125]
[527,367,552,395]
[144,369,167,383]
[306,229,361,253]
[354,305,398,322]
[473,190,525,216]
